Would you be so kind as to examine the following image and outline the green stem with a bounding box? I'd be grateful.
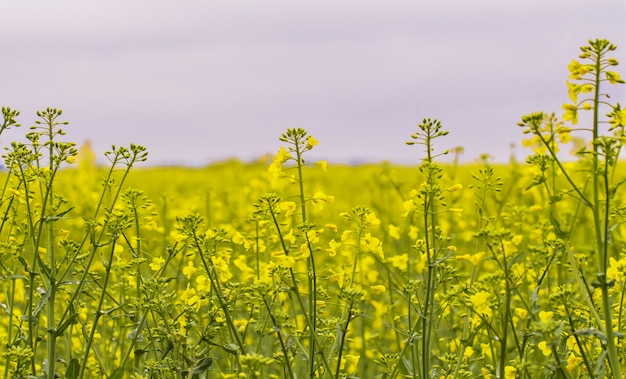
[498,241,511,378]
[4,278,16,378]
[77,240,117,379]
[294,138,318,378]
[193,231,246,353]
[261,295,296,379]
[421,201,434,379]
[46,221,57,379]
[334,299,354,379]
[267,203,334,378]
[591,47,621,379]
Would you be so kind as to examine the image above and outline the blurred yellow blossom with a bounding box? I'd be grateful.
[388,224,400,240]
[538,341,551,356]
[149,257,165,271]
[504,366,517,379]
[183,261,197,280]
[306,135,319,149]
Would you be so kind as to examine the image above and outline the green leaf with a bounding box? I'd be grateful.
[54,206,75,219]
[550,209,569,239]
[193,357,213,374]
[576,328,608,344]
[65,358,80,379]
[525,177,545,191]
[56,312,79,336]
[17,256,29,272]
[109,367,124,379]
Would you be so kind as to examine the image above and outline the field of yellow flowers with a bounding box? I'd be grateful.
[2,39,626,379]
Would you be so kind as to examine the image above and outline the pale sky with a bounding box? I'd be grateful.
[1,1,625,165]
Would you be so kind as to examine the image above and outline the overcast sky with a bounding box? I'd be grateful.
[1,1,625,165]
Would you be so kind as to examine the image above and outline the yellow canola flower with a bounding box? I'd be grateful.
[370,285,386,294]
[566,353,583,371]
[183,261,197,280]
[469,291,492,318]
[514,307,528,320]
[562,103,579,125]
[386,253,408,270]
[268,160,282,181]
[539,310,554,323]
[284,229,296,244]
[566,81,580,102]
[306,135,319,149]
[521,136,537,147]
[558,131,571,144]
[504,366,517,379]
[361,233,384,259]
[566,335,579,352]
[388,224,400,240]
[480,344,492,360]
[365,211,380,226]
[402,199,416,217]
[276,146,291,163]
[538,341,551,356]
[565,82,593,103]
[312,191,335,210]
[9,189,26,204]
[315,160,328,171]
[343,354,359,374]
[196,275,211,292]
[305,229,319,244]
[271,250,296,268]
[609,106,626,129]
[328,267,348,285]
[233,255,249,272]
[456,251,484,266]
[231,232,245,245]
[607,256,626,283]
[449,208,463,217]
[268,146,291,182]
[66,154,77,164]
[462,346,474,364]
[299,243,311,258]
[606,71,625,84]
[556,126,572,134]
[212,256,233,282]
[325,223,338,232]
[446,183,463,192]
[170,230,187,243]
[280,201,297,218]
[149,257,165,271]
[233,255,255,283]
[181,286,201,311]
[568,59,593,80]
[178,316,189,334]
[326,239,339,256]
[113,244,124,254]
[341,230,354,243]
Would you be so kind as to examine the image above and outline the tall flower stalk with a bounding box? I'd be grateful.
[266,128,333,377]
[392,118,449,378]
[520,38,625,377]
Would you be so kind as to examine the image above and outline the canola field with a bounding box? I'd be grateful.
[2,39,626,379]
